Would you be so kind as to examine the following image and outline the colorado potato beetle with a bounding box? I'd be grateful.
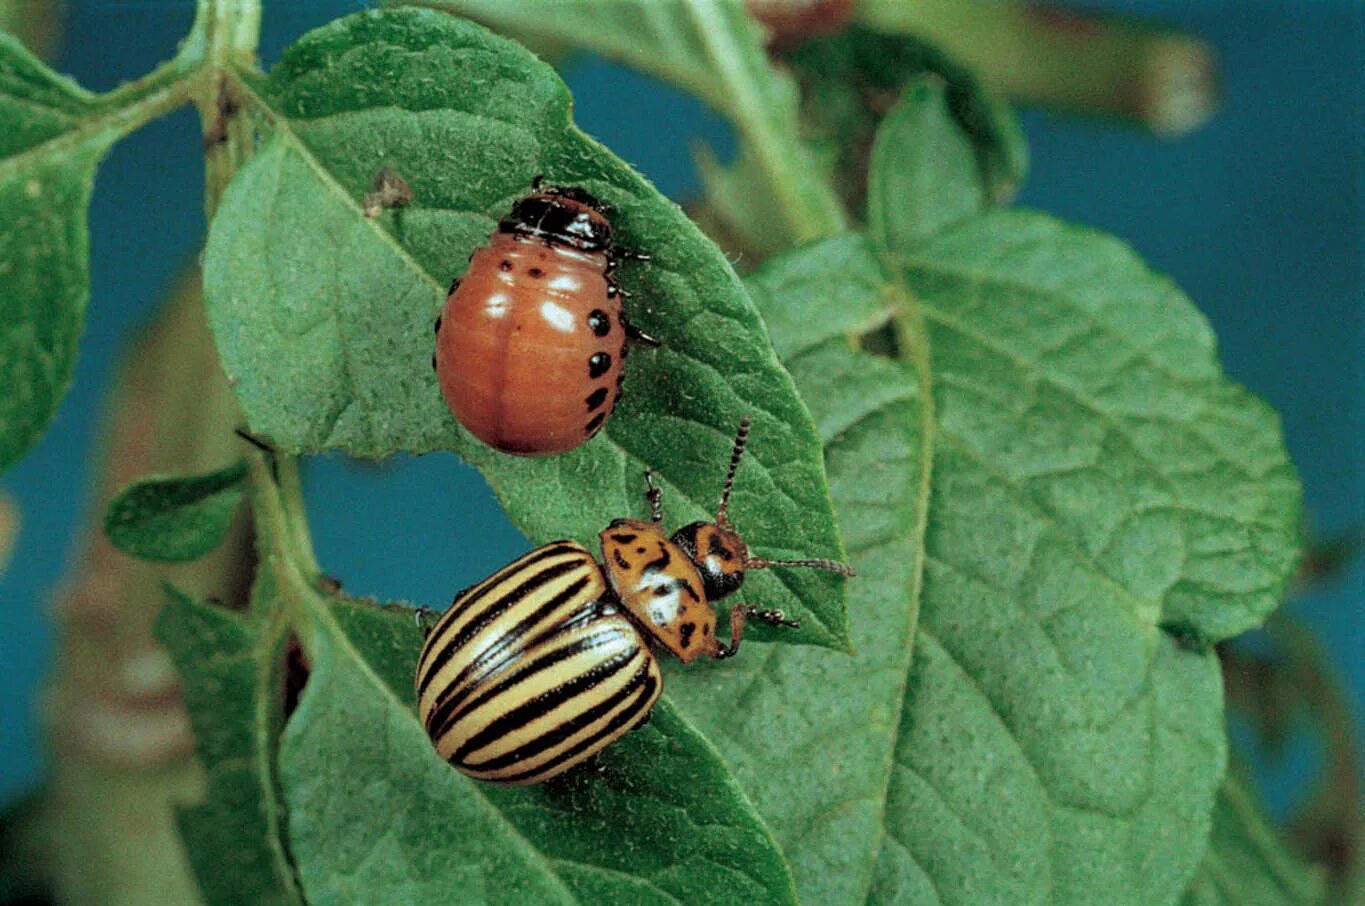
[415,417,854,785]
[433,180,653,456]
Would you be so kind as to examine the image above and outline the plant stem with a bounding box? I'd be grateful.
[187,0,324,602]
[188,0,263,217]
[687,0,847,243]
[858,0,1219,136]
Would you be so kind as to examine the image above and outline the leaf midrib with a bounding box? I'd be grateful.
[225,66,844,645]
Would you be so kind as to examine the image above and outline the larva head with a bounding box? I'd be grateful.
[670,416,856,602]
[499,183,612,253]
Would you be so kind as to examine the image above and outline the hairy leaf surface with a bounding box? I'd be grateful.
[669,82,1300,899]
[204,9,848,647]
[277,594,796,906]
[104,462,247,561]
[668,284,926,901]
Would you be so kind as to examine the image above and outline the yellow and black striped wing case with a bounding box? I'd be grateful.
[415,541,662,785]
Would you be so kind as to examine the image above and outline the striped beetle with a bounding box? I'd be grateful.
[414,417,854,785]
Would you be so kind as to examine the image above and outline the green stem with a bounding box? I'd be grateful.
[859,0,1218,136]
[687,1,846,243]
[189,0,322,604]
[188,0,320,597]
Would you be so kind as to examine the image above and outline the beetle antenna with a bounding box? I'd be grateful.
[745,557,856,577]
[716,416,751,528]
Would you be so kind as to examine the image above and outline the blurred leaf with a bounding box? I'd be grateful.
[695,25,1026,259]
[867,75,987,247]
[157,588,302,906]
[1182,773,1326,905]
[786,26,1026,209]
[0,30,187,475]
[0,489,16,575]
[0,0,62,61]
[104,462,247,562]
[204,9,849,648]
[413,0,846,247]
[0,35,105,474]
[276,595,796,905]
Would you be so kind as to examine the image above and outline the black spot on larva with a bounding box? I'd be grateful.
[612,549,631,570]
[679,622,696,649]
[636,547,646,554]
[707,533,733,560]
[499,259,513,272]
[644,547,672,571]
[588,310,611,336]
[585,412,606,435]
[433,315,443,335]
[611,533,637,544]
[702,624,711,636]
[654,585,672,597]
[588,353,611,378]
[528,267,544,278]
[586,387,609,411]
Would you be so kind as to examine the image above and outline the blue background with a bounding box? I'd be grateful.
[1,0,1360,826]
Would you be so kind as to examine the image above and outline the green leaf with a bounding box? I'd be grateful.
[670,331,925,901]
[787,26,1027,213]
[0,36,105,474]
[867,75,987,248]
[895,210,1302,642]
[1182,773,1326,905]
[104,462,247,562]
[671,204,1300,902]
[413,0,846,247]
[0,35,186,474]
[156,588,302,906]
[277,593,796,905]
[204,9,848,648]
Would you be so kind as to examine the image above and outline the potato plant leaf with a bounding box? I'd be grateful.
[412,0,847,247]
[104,462,247,561]
[203,9,848,648]
[786,26,1026,213]
[0,35,112,472]
[668,104,1300,900]
[669,309,925,901]
[694,25,1026,259]
[866,76,987,248]
[1181,773,1326,905]
[277,593,797,905]
[156,588,302,906]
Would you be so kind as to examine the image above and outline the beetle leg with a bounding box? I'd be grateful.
[644,468,664,522]
[713,604,800,659]
[622,312,661,347]
[413,605,441,638]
